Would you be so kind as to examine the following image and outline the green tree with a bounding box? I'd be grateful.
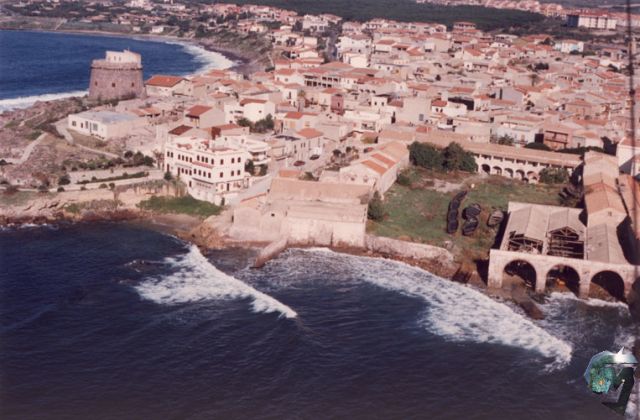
[164,171,173,181]
[409,141,443,170]
[195,25,208,38]
[442,142,476,172]
[539,167,568,184]
[143,156,155,167]
[525,142,551,151]
[245,159,255,174]
[367,191,385,221]
[58,174,71,185]
[253,114,274,133]
[496,135,514,145]
[396,172,411,186]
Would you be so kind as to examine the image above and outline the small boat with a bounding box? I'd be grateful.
[462,217,479,236]
[448,199,460,211]
[447,219,459,234]
[462,203,481,219]
[487,209,504,227]
[453,190,467,203]
[447,209,458,221]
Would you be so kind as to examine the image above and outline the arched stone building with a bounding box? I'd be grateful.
[487,202,638,300]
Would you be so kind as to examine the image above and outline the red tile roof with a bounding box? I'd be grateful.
[146,75,184,87]
[169,125,194,136]
[297,128,323,139]
[186,105,212,117]
[362,160,387,175]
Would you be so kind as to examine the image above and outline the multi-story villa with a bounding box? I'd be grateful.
[164,136,250,204]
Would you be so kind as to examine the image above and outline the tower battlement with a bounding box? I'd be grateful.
[88,50,145,101]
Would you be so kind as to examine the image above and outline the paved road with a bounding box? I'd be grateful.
[3,131,48,165]
[17,132,47,164]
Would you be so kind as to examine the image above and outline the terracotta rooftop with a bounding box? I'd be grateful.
[186,105,212,117]
[146,75,184,87]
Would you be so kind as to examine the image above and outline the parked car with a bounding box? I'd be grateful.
[293,160,305,167]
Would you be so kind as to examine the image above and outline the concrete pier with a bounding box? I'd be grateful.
[253,237,288,268]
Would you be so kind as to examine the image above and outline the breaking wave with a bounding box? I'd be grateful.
[163,40,235,73]
[548,291,629,309]
[0,90,87,112]
[135,245,297,319]
[293,249,573,370]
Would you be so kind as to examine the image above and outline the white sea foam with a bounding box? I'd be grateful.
[0,39,232,113]
[135,245,297,319]
[548,291,629,309]
[162,40,235,73]
[297,249,573,370]
[0,90,87,113]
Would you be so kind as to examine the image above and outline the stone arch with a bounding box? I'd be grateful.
[481,164,491,174]
[546,264,581,296]
[527,171,538,183]
[492,166,502,175]
[515,169,525,180]
[590,270,626,301]
[503,259,537,291]
[504,168,514,178]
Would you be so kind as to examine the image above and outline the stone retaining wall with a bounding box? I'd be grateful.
[365,235,454,263]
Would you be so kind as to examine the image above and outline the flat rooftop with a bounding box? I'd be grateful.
[75,111,139,124]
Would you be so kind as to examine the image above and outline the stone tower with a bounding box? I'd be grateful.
[88,50,146,101]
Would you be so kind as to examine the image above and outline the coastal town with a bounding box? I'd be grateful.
[0,0,639,322]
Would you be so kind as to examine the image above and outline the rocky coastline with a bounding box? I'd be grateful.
[2,201,636,323]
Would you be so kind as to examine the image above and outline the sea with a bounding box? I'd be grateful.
[0,223,636,419]
[0,30,234,112]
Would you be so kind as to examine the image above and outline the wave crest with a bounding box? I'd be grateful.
[302,249,573,370]
[0,90,87,112]
[135,245,297,319]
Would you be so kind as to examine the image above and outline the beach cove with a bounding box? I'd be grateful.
[0,29,242,112]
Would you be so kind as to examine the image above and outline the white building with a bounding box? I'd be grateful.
[68,111,146,140]
[567,12,617,30]
[554,40,584,54]
[164,136,250,204]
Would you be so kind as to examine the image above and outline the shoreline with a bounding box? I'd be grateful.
[0,27,254,72]
[0,212,582,320]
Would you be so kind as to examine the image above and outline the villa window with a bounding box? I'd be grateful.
[220,172,223,178]
[112,83,116,88]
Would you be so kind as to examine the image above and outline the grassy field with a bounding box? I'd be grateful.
[368,168,564,262]
[138,195,222,218]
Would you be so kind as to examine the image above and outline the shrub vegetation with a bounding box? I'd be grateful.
[409,142,477,173]
[138,195,222,217]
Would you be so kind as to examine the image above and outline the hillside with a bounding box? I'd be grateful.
[228,0,545,31]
